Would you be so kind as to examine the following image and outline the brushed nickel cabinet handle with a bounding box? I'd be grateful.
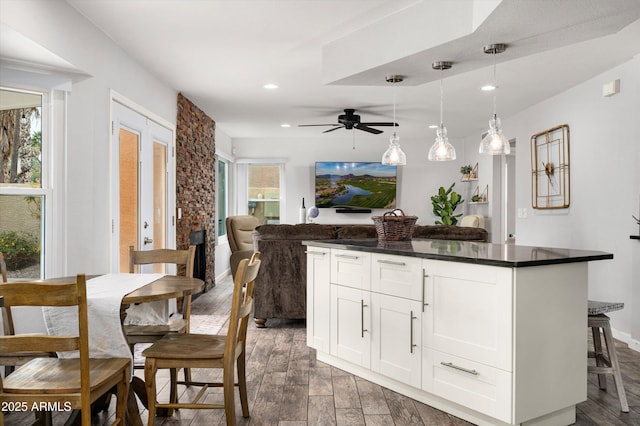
[422,268,429,312]
[410,310,417,353]
[377,259,406,266]
[440,362,479,376]
[336,254,359,260]
[361,299,368,338]
[305,251,326,255]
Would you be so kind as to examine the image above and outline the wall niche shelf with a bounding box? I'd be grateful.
[460,162,479,182]
[469,184,489,204]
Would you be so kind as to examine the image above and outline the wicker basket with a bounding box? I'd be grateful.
[372,209,418,241]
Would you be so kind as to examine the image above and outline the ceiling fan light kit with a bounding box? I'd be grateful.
[428,61,456,161]
[382,75,407,166]
[479,43,511,155]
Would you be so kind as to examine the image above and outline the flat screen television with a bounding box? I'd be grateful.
[315,162,397,209]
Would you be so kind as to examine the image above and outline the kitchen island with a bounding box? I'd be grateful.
[303,238,613,426]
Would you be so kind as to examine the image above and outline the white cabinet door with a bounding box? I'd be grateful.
[330,284,371,368]
[306,247,331,352]
[371,253,424,302]
[371,293,422,388]
[423,260,513,371]
[331,249,371,290]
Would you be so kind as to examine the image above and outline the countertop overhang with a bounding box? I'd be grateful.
[303,238,613,267]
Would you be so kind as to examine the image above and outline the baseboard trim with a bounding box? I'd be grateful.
[215,268,230,283]
[611,327,640,353]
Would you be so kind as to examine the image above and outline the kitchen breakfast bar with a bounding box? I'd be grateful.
[303,239,613,426]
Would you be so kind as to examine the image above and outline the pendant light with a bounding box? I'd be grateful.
[479,43,510,155]
[428,61,456,161]
[381,74,406,166]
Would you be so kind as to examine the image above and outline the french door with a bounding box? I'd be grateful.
[111,101,174,273]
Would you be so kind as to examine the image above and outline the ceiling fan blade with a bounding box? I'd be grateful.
[356,125,383,135]
[298,124,341,127]
[322,126,345,133]
[359,122,398,127]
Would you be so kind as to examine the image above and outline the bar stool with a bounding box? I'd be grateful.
[587,300,629,412]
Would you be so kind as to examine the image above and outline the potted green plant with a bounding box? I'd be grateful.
[431,183,464,225]
[460,165,473,180]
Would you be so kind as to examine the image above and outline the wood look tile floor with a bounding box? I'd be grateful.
[4,275,640,425]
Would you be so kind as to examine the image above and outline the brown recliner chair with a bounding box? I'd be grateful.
[226,215,260,278]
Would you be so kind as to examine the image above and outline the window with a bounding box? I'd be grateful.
[247,163,282,224]
[216,155,228,240]
[0,88,46,280]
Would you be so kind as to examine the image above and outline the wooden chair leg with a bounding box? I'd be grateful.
[115,369,129,426]
[602,320,629,412]
[168,368,178,416]
[223,365,236,426]
[237,355,249,417]
[591,325,607,390]
[144,358,158,424]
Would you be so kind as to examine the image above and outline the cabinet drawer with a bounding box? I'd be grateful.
[331,249,371,290]
[371,253,424,301]
[423,348,512,423]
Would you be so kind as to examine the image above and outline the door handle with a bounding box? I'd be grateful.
[144,237,153,245]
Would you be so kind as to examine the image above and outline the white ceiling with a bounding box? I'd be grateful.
[8,1,640,141]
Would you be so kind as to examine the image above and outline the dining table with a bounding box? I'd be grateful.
[41,273,204,426]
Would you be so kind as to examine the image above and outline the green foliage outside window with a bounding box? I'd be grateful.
[0,231,40,270]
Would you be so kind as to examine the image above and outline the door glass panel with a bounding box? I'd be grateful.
[152,141,167,274]
[0,194,42,279]
[119,128,139,273]
[248,164,280,224]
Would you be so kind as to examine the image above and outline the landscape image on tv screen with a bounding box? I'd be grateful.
[315,162,397,209]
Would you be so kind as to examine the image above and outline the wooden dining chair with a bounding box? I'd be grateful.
[0,274,131,426]
[0,252,55,377]
[125,245,196,352]
[142,252,261,425]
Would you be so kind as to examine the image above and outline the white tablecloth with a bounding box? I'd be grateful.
[43,273,165,361]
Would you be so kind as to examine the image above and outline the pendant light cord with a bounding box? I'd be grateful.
[492,52,498,117]
[393,83,397,133]
[440,68,444,126]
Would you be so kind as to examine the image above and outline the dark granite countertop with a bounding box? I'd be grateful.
[302,238,613,267]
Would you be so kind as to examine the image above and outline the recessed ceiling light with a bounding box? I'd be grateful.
[280,123,291,128]
[263,83,279,89]
[481,84,496,91]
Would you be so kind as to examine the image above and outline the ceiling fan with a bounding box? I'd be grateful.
[298,108,398,134]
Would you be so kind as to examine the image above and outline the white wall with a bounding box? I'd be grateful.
[508,56,640,348]
[1,0,178,276]
[233,133,467,227]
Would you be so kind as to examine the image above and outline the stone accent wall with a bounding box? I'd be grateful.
[176,93,215,290]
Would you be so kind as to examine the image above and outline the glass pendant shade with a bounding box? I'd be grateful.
[382,132,407,165]
[429,61,455,161]
[428,124,456,161]
[479,114,510,155]
[480,44,509,155]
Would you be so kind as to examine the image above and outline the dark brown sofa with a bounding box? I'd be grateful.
[251,223,488,327]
